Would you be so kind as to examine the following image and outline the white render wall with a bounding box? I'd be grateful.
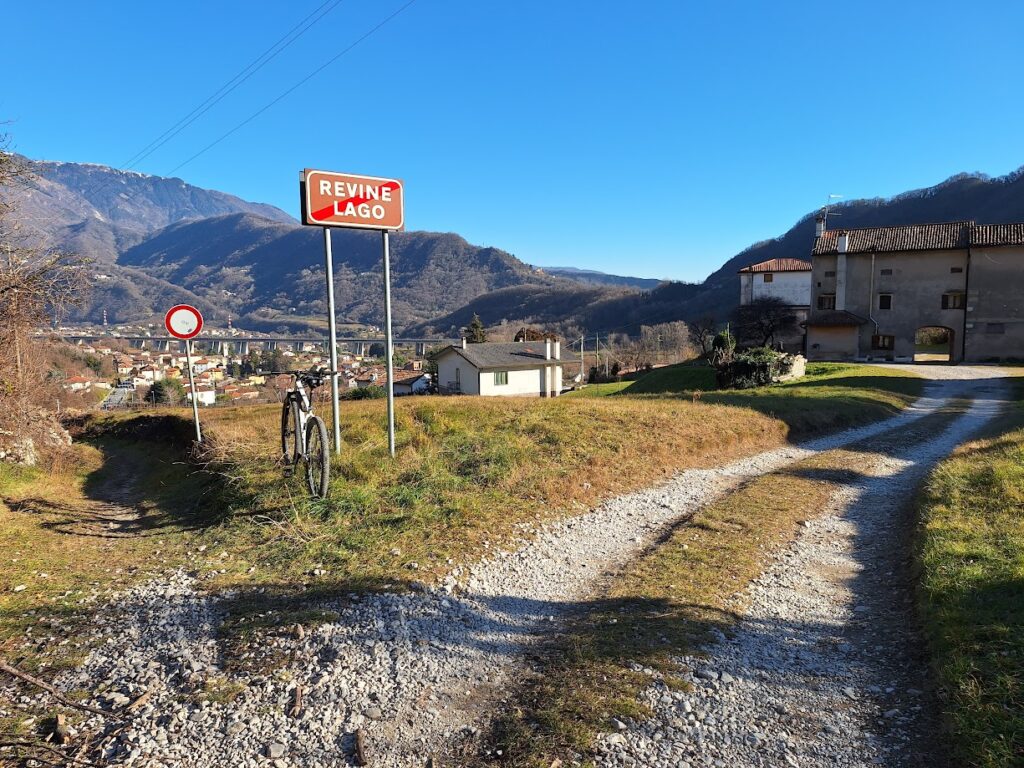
[436,354,479,395]
[739,270,811,306]
[479,366,561,397]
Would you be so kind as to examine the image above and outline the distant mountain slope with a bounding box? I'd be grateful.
[14,155,1024,336]
[539,266,663,291]
[415,166,1024,336]
[8,156,294,262]
[112,213,574,331]
[672,166,1024,323]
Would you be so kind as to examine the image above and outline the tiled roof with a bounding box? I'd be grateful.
[738,258,812,273]
[971,223,1024,247]
[812,222,971,255]
[805,310,868,327]
[441,342,561,369]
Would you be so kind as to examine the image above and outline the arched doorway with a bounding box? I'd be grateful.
[915,326,955,363]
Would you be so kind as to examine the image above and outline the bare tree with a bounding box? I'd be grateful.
[731,297,799,348]
[689,314,717,357]
[0,134,90,463]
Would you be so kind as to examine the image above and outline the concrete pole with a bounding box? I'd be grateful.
[324,228,342,455]
[382,230,396,458]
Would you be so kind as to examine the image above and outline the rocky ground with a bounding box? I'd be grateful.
[1,366,1010,768]
[595,369,1011,768]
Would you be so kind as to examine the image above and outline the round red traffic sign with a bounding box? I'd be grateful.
[164,305,204,340]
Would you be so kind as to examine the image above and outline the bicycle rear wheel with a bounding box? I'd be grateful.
[280,395,301,466]
[304,415,330,498]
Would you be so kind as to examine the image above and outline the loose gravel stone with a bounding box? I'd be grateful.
[594,368,1011,768]
[5,365,1007,767]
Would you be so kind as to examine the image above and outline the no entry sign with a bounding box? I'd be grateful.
[301,169,404,231]
[164,304,204,340]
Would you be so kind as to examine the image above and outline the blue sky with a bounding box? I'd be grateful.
[4,1,1024,282]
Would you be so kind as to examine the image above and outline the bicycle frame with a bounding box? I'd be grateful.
[290,377,314,457]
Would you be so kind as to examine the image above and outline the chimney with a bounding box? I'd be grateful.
[545,339,551,360]
[461,337,467,349]
[553,340,560,359]
[815,209,826,238]
[836,231,849,311]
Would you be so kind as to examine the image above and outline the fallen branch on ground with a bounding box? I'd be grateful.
[0,659,116,720]
[0,736,98,767]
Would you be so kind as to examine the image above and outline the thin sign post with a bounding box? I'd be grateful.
[382,230,396,457]
[323,228,342,455]
[300,169,404,459]
[164,305,204,444]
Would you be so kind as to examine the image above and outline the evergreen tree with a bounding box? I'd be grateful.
[465,313,487,343]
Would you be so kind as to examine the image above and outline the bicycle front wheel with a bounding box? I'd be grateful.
[280,395,301,465]
[304,415,330,498]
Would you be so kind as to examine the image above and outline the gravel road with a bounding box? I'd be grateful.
[595,367,1012,768]
[6,365,1009,768]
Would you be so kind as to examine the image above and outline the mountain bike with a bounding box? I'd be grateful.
[278,367,334,498]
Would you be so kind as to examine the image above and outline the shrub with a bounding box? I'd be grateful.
[342,386,387,400]
[714,346,790,389]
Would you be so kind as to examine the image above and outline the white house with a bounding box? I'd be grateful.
[393,371,431,396]
[187,386,217,407]
[435,339,563,397]
[738,258,812,306]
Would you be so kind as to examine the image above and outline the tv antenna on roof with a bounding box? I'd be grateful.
[816,194,844,236]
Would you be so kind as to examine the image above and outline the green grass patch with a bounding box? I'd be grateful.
[917,401,1024,767]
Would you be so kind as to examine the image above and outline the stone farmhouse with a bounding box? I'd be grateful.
[434,339,563,397]
[806,220,1024,363]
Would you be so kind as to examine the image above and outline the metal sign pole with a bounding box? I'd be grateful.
[382,230,396,458]
[184,339,202,443]
[323,227,342,454]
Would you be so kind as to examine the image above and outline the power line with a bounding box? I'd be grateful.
[166,0,421,176]
[66,0,349,205]
[119,0,348,173]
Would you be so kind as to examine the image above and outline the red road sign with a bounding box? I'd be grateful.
[164,305,204,340]
[301,169,404,230]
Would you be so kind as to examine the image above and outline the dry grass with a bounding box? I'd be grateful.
[177,364,922,591]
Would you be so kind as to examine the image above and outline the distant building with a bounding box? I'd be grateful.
[434,339,563,397]
[737,257,812,353]
[392,370,431,396]
[738,258,812,307]
[188,386,217,407]
[63,375,91,392]
[806,221,1024,362]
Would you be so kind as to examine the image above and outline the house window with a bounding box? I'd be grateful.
[763,273,773,283]
[824,270,836,277]
[986,323,1005,334]
[951,267,964,274]
[871,334,895,350]
[942,292,966,310]
[878,293,892,311]
[817,294,836,311]
[494,370,508,386]
[880,268,893,276]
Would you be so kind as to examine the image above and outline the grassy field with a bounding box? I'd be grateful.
[0,364,923,686]
[916,402,1024,767]
[183,363,922,588]
[1,364,925,594]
